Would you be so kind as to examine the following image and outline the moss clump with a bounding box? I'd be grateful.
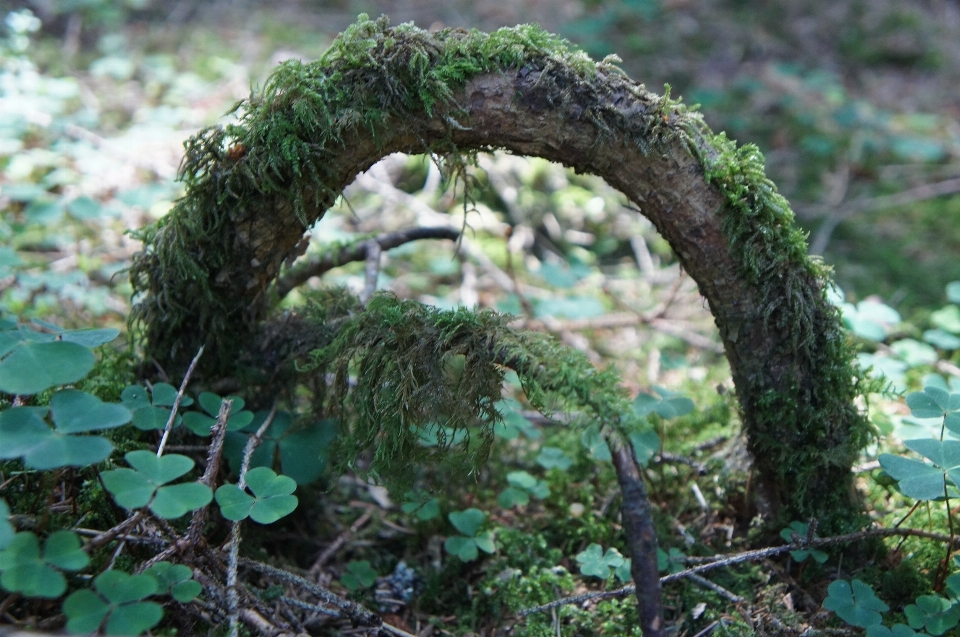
[702,133,873,529]
[301,292,639,489]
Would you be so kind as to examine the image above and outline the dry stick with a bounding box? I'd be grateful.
[185,398,239,542]
[308,508,374,577]
[275,227,460,298]
[156,345,204,457]
[225,402,280,637]
[608,440,665,637]
[237,557,382,628]
[518,526,960,617]
[84,511,143,551]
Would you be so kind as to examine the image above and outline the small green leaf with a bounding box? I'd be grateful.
[0,531,88,598]
[215,484,256,521]
[904,595,960,636]
[615,558,632,583]
[498,487,529,508]
[932,306,960,334]
[823,579,888,628]
[630,430,660,467]
[444,535,479,562]
[64,570,164,636]
[341,560,378,590]
[64,589,111,634]
[867,624,922,637]
[60,328,119,348]
[879,453,947,501]
[143,562,201,602]
[581,425,611,461]
[474,530,496,554]
[0,500,13,549]
[402,493,440,521]
[215,468,298,524]
[50,389,131,433]
[924,329,960,350]
[576,543,625,579]
[448,508,485,537]
[494,399,541,440]
[150,483,214,519]
[536,446,573,470]
[132,406,178,431]
[150,383,180,408]
[120,386,151,411]
[102,452,211,519]
[0,341,95,395]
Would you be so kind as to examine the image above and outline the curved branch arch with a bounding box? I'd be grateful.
[130,16,869,525]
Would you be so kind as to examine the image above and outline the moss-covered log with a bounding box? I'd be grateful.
[129,15,870,527]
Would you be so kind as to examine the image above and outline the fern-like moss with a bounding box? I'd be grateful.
[300,292,637,489]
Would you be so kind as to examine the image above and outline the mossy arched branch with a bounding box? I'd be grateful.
[129,15,871,527]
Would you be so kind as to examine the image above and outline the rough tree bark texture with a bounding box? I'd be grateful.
[130,18,868,529]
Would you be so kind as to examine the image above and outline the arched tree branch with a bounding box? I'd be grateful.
[129,15,869,532]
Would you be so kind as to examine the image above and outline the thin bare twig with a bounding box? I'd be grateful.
[238,557,382,627]
[309,509,374,577]
[156,346,204,457]
[275,227,460,298]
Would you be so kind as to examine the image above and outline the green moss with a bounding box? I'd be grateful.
[301,291,639,489]
[701,132,874,529]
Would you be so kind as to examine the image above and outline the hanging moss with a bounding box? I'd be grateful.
[298,292,636,488]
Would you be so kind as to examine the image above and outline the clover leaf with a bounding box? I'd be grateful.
[536,446,573,470]
[498,470,550,508]
[657,547,686,574]
[0,500,13,549]
[581,425,611,461]
[630,429,661,467]
[823,579,889,628]
[182,391,253,436]
[904,595,960,636]
[223,412,336,485]
[633,387,694,419]
[142,561,202,603]
[341,560,378,591]
[401,492,440,521]
[0,531,89,598]
[576,543,625,579]
[0,388,131,469]
[879,438,960,501]
[444,509,495,562]
[63,570,163,635]
[215,467,298,524]
[494,398,540,440]
[866,624,923,637]
[907,387,960,436]
[101,450,212,519]
[779,521,828,564]
[0,339,94,396]
[121,383,191,431]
